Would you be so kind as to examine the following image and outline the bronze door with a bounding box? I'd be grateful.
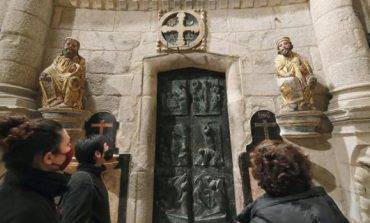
[153,68,236,223]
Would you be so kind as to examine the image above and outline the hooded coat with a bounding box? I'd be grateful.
[237,187,349,223]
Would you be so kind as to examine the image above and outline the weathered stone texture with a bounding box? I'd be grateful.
[242,73,279,96]
[0,0,9,28]
[229,7,275,31]
[207,10,229,32]
[115,11,152,32]
[79,31,141,51]
[2,10,49,43]
[10,0,53,24]
[310,0,353,22]
[0,34,44,69]
[0,61,37,89]
[60,8,115,31]
[0,0,53,109]
[85,94,121,115]
[311,0,370,92]
[273,3,312,28]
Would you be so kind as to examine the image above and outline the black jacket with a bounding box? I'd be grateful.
[0,168,69,223]
[61,163,111,223]
[237,187,349,223]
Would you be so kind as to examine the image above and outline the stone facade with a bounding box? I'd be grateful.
[0,0,369,222]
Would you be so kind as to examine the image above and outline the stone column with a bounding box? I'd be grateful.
[0,0,53,110]
[310,0,370,111]
[310,1,370,222]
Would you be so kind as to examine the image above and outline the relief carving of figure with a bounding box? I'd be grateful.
[171,125,188,166]
[174,84,187,113]
[196,124,221,167]
[162,82,187,115]
[39,37,86,110]
[193,173,227,219]
[274,37,317,111]
[209,81,221,114]
[168,172,190,217]
[191,80,207,114]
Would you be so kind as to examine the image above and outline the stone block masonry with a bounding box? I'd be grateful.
[41,1,366,222]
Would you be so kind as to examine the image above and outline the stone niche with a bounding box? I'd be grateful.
[125,52,246,223]
[239,110,282,204]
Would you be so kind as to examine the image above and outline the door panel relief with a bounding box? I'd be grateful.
[154,68,236,223]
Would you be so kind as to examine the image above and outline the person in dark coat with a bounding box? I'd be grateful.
[237,140,349,223]
[0,116,73,223]
[61,135,114,223]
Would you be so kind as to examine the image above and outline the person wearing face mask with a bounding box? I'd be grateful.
[0,116,73,223]
[61,135,114,223]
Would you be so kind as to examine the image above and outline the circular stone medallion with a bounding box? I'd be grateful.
[159,10,206,51]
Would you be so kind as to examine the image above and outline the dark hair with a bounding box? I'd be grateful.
[75,135,105,164]
[250,140,312,197]
[0,116,64,170]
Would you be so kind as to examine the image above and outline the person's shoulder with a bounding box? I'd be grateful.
[0,194,51,222]
[69,171,94,187]
[0,185,40,203]
[12,205,53,223]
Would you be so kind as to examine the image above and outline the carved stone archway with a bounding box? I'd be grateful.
[125,52,246,223]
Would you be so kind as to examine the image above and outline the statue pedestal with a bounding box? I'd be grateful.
[276,110,329,138]
[0,106,41,119]
[39,108,90,143]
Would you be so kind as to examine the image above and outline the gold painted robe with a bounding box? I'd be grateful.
[274,52,314,108]
[40,55,86,109]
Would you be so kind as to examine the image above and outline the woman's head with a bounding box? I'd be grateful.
[0,116,73,171]
[250,140,312,197]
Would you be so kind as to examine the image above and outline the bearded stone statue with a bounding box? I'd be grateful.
[39,37,86,110]
[274,37,317,111]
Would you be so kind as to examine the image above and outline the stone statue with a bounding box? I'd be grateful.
[39,37,86,110]
[274,37,317,111]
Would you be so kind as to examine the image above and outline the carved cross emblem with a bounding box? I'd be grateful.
[255,119,277,140]
[161,12,200,47]
[91,120,113,135]
[157,10,207,52]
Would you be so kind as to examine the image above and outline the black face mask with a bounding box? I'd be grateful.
[103,148,114,161]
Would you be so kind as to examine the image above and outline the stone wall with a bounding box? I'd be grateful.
[43,2,343,222]
[45,1,326,150]
[0,0,9,28]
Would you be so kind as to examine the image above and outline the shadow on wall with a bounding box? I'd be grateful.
[311,162,336,193]
[314,82,331,112]
[83,77,122,113]
[354,0,370,33]
[284,137,337,192]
